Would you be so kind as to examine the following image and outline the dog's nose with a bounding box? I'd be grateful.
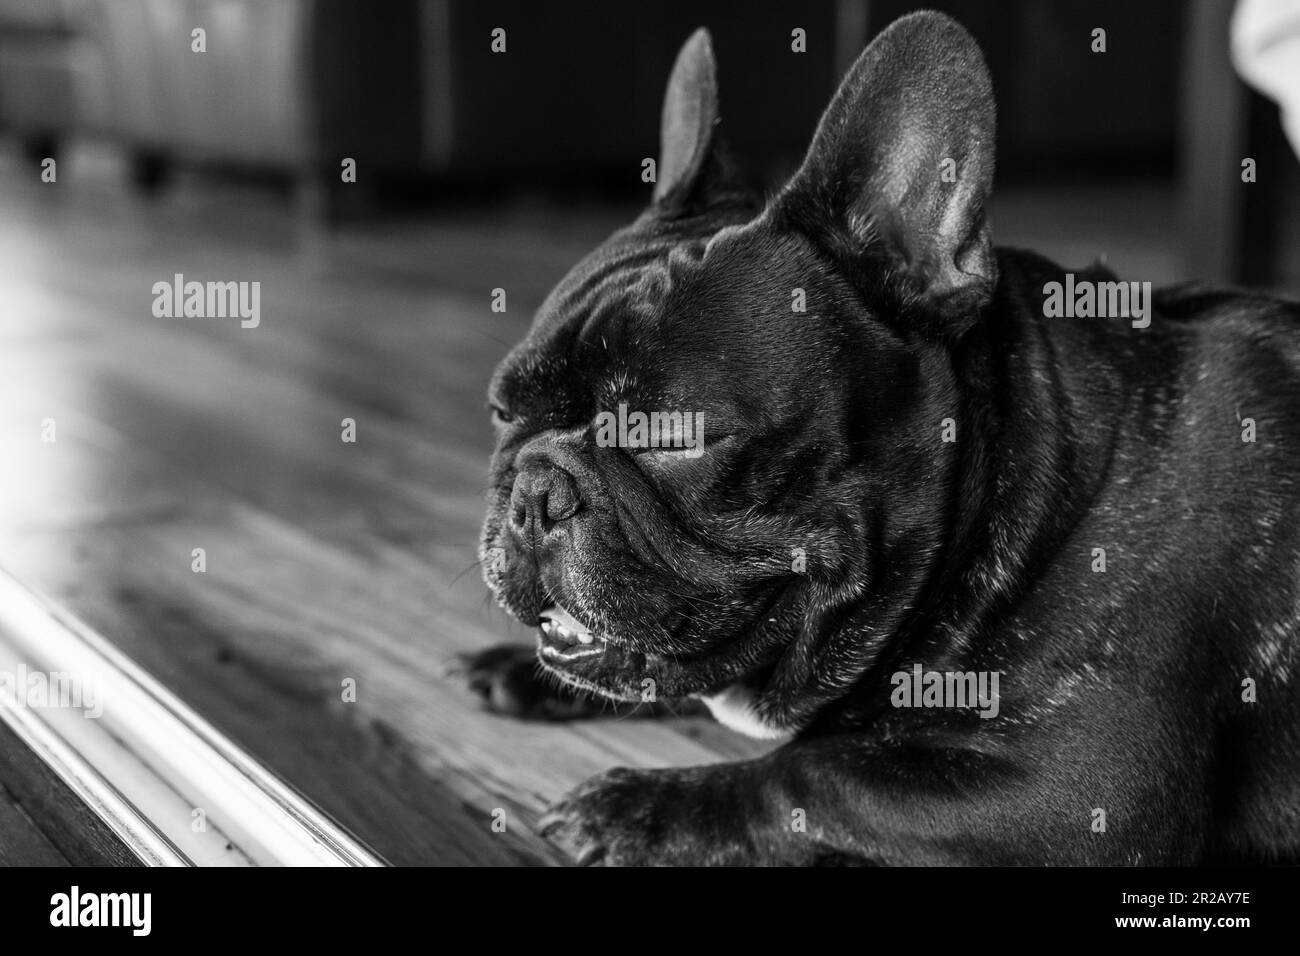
[509,462,580,537]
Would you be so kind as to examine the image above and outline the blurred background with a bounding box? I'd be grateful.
[2,0,1298,282]
[0,0,1296,866]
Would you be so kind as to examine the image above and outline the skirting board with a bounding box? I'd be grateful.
[0,568,385,867]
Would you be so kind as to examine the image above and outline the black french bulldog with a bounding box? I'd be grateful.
[471,11,1300,865]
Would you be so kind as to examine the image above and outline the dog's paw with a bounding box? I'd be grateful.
[540,766,744,866]
[538,767,671,866]
[452,643,604,720]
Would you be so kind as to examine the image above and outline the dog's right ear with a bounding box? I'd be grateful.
[773,11,997,339]
[653,28,735,214]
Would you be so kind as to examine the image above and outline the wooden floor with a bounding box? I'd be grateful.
[0,148,780,866]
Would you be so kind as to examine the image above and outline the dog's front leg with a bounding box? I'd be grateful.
[540,749,864,866]
[540,734,1199,865]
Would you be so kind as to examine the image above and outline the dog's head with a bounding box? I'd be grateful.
[480,12,997,713]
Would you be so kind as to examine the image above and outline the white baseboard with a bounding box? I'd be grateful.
[0,568,385,867]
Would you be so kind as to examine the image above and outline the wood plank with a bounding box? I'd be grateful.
[0,791,70,867]
[0,717,140,866]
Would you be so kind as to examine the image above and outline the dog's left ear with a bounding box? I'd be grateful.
[654,28,745,215]
[775,12,997,338]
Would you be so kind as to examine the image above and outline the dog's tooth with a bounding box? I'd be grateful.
[577,632,594,645]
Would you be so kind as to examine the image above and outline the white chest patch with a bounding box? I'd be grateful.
[699,685,790,740]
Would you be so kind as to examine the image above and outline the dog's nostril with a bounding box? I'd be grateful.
[545,480,578,523]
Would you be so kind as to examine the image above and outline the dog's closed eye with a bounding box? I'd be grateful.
[631,432,735,463]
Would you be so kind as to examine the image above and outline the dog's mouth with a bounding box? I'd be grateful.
[538,604,610,663]
[530,593,765,701]
[534,601,659,700]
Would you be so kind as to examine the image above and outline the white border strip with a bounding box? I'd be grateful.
[0,568,385,867]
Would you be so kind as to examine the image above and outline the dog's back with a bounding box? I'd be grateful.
[998,250,1300,861]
